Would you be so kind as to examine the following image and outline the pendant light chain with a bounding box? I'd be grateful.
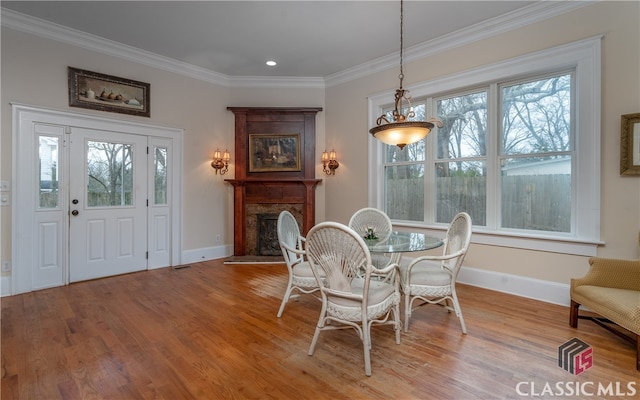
[399,0,404,89]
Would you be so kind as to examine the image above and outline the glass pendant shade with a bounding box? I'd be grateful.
[369,121,434,149]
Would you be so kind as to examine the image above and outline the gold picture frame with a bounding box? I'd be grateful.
[68,67,150,117]
[249,134,301,172]
[620,113,640,176]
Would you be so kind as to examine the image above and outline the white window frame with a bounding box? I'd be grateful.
[368,36,602,256]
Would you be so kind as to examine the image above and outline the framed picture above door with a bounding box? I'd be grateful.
[68,67,150,117]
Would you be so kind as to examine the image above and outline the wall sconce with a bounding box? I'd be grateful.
[211,148,230,175]
[321,149,339,175]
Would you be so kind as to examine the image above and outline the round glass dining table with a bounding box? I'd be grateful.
[364,231,443,265]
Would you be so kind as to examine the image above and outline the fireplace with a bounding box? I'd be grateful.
[225,107,323,257]
[226,180,319,256]
[257,214,280,256]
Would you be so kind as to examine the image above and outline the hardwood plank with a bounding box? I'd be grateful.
[1,260,638,399]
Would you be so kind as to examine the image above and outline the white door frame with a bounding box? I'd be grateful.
[11,103,183,295]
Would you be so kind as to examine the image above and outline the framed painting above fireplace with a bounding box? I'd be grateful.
[248,134,301,172]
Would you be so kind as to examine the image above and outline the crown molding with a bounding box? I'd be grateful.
[228,75,325,89]
[0,8,236,86]
[2,1,597,89]
[324,0,597,87]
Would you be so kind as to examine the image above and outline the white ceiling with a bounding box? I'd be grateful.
[2,1,543,79]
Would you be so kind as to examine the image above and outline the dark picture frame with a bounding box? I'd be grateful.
[620,113,640,176]
[248,134,301,172]
[68,66,150,117]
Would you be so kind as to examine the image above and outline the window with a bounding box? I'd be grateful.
[86,141,134,207]
[154,146,168,205]
[499,74,572,233]
[38,135,60,209]
[369,38,601,255]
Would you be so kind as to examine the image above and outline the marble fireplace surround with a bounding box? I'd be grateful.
[226,179,321,256]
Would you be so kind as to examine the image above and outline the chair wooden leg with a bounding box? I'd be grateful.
[636,334,639,371]
[569,299,580,328]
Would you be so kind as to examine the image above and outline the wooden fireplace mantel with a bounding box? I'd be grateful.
[225,179,321,256]
[226,107,323,256]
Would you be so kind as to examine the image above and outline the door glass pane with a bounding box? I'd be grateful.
[154,146,168,205]
[38,136,59,209]
[87,141,133,207]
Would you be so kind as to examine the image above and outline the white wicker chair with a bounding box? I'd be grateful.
[348,207,393,268]
[276,210,322,318]
[305,221,401,376]
[401,212,472,334]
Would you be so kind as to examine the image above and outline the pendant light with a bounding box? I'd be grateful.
[369,0,442,149]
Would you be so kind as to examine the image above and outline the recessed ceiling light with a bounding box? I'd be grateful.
[266,60,277,67]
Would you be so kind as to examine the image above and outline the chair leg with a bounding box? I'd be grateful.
[636,334,639,371]
[569,299,580,328]
[404,294,412,333]
[451,291,467,334]
[308,327,321,356]
[363,325,372,376]
[277,285,293,317]
[394,302,401,344]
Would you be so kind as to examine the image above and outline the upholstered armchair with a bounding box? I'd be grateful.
[570,256,640,370]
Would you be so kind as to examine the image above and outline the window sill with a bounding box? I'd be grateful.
[393,222,602,256]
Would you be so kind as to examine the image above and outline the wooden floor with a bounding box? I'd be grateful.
[1,260,638,399]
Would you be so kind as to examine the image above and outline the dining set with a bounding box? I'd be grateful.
[276,207,472,376]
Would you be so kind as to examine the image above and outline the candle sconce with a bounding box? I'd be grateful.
[321,149,339,176]
[211,149,231,175]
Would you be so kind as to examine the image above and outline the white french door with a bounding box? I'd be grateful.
[11,104,183,295]
[68,128,148,282]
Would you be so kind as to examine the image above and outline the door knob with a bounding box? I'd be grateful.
[71,210,79,216]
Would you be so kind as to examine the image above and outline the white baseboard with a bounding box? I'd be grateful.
[2,252,570,306]
[458,265,571,307]
[181,247,571,307]
[182,245,232,265]
[1,276,11,297]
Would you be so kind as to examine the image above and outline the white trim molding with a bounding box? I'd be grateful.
[1,2,595,88]
[457,266,571,307]
[182,245,233,265]
[1,276,11,297]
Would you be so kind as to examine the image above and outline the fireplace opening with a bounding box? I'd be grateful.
[257,213,281,256]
